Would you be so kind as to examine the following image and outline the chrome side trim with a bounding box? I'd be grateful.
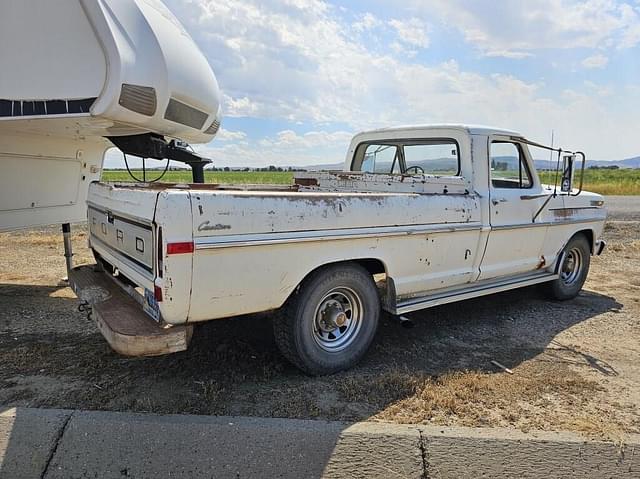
[392,272,558,315]
[194,222,482,250]
[491,218,603,231]
[548,206,600,211]
[86,200,153,227]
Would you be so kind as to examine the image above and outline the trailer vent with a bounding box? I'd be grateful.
[118,84,157,116]
[164,98,208,129]
[0,98,96,117]
[204,118,221,135]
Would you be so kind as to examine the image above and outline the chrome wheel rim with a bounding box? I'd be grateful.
[560,247,583,285]
[312,287,363,352]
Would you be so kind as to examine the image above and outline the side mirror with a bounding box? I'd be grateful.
[560,154,575,193]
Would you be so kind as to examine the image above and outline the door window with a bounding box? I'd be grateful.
[490,141,532,189]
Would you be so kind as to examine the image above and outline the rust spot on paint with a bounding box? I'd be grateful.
[294,177,318,186]
[536,255,546,269]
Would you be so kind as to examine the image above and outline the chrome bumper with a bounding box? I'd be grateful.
[595,240,606,256]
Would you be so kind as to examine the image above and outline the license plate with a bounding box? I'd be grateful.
[143,289,161,323]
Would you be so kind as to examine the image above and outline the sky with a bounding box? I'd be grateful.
[106,0,640,169]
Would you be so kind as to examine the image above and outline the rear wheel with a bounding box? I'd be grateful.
[274,263,380,375]
[546,234,591,300]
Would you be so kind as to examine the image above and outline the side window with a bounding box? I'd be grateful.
[361,144,400,174]
[490,141,532,189]
[403,142,459,175]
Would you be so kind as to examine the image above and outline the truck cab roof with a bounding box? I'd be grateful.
[354,124,523,139]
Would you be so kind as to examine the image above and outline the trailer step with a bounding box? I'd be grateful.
[69,265,192,357]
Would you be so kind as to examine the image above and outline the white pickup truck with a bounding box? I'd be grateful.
[71,124,607,375]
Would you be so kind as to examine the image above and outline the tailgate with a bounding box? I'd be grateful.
[86,182,195,325]
[87,182,160,280]
[88,206,154,271]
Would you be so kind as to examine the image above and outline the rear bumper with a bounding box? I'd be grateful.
[595,240,606,256]
[69,264,192,357]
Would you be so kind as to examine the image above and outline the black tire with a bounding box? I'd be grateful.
[273,263,380,375]
[546,234,591,300]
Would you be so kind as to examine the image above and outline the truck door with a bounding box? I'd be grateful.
[479,138,548,280]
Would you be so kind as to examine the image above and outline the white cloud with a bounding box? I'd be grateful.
[581,53,609,68]
[197,129,353,167]
[260,130,353,148]
[389,18,430,49]
[414,0,640,56]
[484,50,533,60]
[215,128,248,141]
[353,12,381,32]
[618,2,640,48]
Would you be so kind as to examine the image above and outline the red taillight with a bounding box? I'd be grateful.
[154,284,163,302]
[166,241,194,255]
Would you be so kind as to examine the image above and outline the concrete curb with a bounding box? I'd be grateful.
[0,407,638,478]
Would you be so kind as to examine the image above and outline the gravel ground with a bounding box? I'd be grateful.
[0,198,638,441]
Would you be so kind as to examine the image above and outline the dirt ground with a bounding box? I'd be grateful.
[1,202,638,442]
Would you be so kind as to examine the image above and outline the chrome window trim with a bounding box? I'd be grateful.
[194,222,482,250]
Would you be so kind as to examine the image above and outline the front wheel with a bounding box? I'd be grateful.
[546,234,591,300]
[273,263,380,375]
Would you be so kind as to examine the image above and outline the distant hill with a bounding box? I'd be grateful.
[534,156,640,170]
[587,156,640,168]
[306,162,344,171]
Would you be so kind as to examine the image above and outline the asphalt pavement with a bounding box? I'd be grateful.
[605,196,640,221]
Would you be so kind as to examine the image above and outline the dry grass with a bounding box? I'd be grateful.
[11,232,87,246]
[335,362,629,440]
[608,239,640,253]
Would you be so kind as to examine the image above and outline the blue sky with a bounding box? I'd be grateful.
[107,0,640,168]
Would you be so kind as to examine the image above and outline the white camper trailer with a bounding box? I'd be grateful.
[0,0,222,232]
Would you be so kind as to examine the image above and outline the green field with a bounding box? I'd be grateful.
[102,169,293,185]
[102,168,640,195]
[538,169,640,196]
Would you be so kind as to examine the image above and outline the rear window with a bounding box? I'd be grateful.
[403,142,459,175]
[354,139,460,175]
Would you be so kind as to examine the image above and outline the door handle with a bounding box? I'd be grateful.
[491,198,507,206]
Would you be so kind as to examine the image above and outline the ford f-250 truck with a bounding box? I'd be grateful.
[71,124,607,375]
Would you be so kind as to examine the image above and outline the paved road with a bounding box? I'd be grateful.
[1,407,638,478]
[605,196,640,221]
